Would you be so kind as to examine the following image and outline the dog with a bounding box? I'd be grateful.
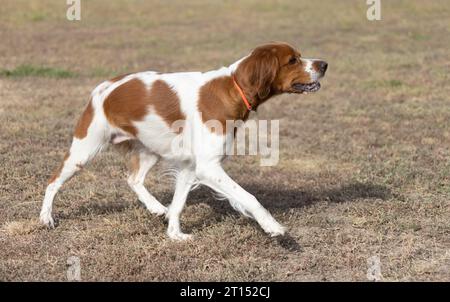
[40,42,327,240]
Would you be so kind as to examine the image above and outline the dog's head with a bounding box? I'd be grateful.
[234,42,327,100]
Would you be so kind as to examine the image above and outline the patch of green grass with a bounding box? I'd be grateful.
[0,64,76,78]
[387,80,404,87]
[30,13,46,22]
[410,33,429,41]
[89,67,119,78]
[400,222,422,232]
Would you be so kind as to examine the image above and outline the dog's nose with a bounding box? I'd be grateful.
[318,61,328,74]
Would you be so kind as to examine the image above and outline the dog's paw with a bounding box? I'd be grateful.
[167,230,193,241]
[260,218,286,237]
[146,203,168,217]
[39,211,55,228]
[268,224,287,237]
[140,197,168,217]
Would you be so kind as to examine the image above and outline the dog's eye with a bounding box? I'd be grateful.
[288,57,297,65]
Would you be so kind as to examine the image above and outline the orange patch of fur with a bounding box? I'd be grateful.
[103,78,185,136]
[198,76,248,134]
[74,100,94,139]
[150,80,186,132]
[48,152,70,184]
[129,153,140,179]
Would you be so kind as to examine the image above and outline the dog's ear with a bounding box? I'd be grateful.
[236,47,279,100]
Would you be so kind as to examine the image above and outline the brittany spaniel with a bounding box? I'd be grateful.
[40,42,327,240]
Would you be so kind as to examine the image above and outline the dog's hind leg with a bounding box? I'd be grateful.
[127,151,167,216]
[40,100,108,227]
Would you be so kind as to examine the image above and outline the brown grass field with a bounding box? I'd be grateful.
[0,0,449,281]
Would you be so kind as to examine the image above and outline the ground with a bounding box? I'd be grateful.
[0,0,449,281]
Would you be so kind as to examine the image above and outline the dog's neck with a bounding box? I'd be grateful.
[199,57,276,123]
[227,56,277,114]
[211,78,279,125]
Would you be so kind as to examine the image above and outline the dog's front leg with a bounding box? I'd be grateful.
[165,168,196,240]
[196,164,286,237]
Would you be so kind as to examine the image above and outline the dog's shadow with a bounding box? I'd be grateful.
[65,180,391,252]
[188,180,391,213]
[184,181,392,251]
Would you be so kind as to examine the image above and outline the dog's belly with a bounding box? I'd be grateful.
[134,116,194,164]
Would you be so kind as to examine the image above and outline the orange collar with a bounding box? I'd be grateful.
[232,76,253,111]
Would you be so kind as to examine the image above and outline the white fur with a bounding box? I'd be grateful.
[40,56,286,240]
[302,58,322,82]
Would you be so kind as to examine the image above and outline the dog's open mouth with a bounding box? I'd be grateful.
[292,81,321,93]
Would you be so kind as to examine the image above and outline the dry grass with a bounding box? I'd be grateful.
[0,0,449,281]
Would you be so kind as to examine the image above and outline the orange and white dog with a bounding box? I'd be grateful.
[40,42,327,240]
